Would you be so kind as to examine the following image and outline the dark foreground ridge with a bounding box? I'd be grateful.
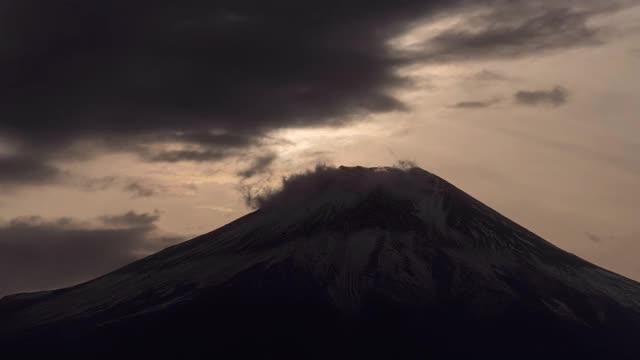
[1,166,639,359]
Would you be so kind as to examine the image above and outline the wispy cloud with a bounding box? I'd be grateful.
[237,153,278,179]
[514,86,569,106]
[467,70,515,82]
[450,98,502,109]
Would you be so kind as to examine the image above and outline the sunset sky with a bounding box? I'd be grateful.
[1,0,639,296]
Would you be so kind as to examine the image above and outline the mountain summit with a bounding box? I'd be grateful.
[2,166,639,358]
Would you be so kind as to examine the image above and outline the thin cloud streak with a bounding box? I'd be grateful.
[514,86,569,106]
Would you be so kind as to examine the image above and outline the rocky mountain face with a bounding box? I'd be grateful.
[1,166,639,358]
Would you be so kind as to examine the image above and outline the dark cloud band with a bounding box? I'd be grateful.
[0,211,182,297]
[0,0,631,186]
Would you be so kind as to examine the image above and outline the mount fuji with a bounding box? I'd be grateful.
[1,166,639,358]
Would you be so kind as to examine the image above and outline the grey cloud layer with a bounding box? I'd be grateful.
[0,211,183,297]
[0,155,62,188]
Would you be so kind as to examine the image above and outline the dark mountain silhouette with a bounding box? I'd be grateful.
[1,166,639,359]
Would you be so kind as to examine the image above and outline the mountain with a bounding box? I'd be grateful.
[1,166,639,359]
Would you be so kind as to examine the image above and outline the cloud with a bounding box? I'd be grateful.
[0,155,63,189]
[123,181,157,198]
[237,153,278,179]
[0,211,183,298]
[50,173,192,198]
[514,86,569,106]
[140,147,234,163]
[450,98,501,109]
[195,205,235,214]
[0,169,169,198]
[98,210,160,227]
[79,176,118,192]
[90,177,196,198]
[586,233,604,243]
[468,70,513,82]
[0,0,631,187]
[413,5,615,63]
[0,0,437,175]
[243,163,423,209]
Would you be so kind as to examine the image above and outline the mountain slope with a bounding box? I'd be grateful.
[1,166,639,358]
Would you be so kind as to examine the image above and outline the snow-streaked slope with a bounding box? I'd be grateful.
[1,166,639,358]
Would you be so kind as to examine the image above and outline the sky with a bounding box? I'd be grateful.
[1,0,639,297]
